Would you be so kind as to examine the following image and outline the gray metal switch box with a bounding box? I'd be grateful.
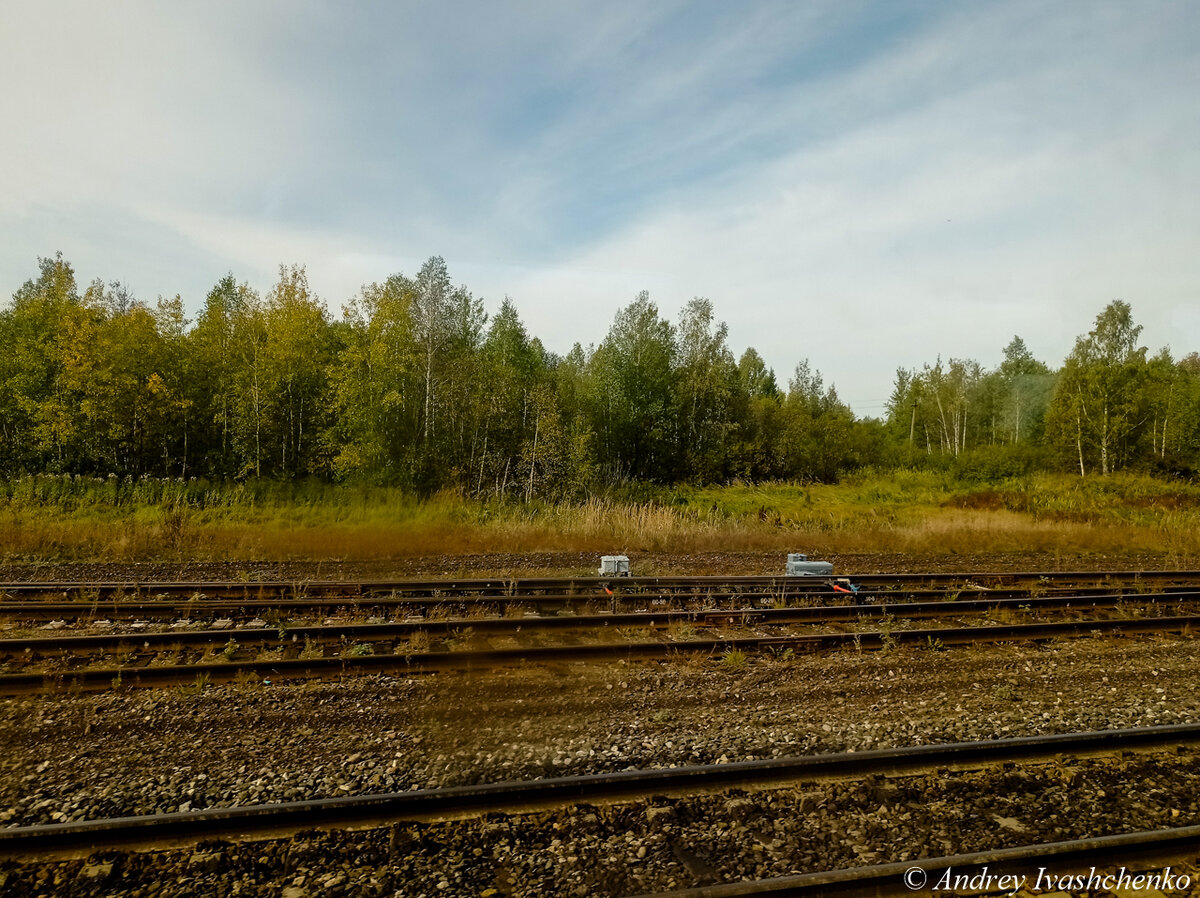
[598,555,631,577]
[786,553,833,576]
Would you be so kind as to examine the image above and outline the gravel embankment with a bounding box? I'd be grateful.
[3,635,1200,895]
[2,637,1198,826]
[3,753,1200,896]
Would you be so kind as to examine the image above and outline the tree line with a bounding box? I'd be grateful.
[2,253,1197,496]
[885,302,1200,478]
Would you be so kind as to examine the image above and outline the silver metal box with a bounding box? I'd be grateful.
[786,553,833,577]
[598,555,631,577]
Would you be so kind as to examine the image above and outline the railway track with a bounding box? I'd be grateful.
[7,568,1200,895]
[0,585,1164,621]
[3,575,1200,626]
[5,570,1198,693]
[2,568,1198,603]
[2,590,1196,660]
[3,724,1198,859]
[2,613,1198,694]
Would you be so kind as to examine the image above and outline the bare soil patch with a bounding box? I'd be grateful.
[0,550,1187,584]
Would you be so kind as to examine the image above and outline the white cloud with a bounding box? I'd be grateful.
[494,1,1200,413]
[2,1,1198,419]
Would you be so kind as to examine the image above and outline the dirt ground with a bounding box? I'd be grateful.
[0,550,1187,583]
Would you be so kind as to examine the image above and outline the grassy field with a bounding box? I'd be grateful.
[1,470,1199,566]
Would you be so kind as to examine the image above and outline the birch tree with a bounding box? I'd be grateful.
[1047,300,1149,475]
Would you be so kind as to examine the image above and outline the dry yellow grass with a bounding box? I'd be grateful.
[1,471,1199,564]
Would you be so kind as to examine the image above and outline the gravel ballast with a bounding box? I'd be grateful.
[4,753,1200,897]
[3,632,1200,894]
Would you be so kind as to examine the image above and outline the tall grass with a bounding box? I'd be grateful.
[1,471,1199,563]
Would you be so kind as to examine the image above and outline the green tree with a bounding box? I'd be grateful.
[886,358,981,457]
[411,256,460,446]
[1170,353,1200,469]
[1047,300,1149,475]
[224,286,270,477]
[737,348,780,400]
[542,343,598,496]
[996,336,1054,445]
[517,381,594,501]
[885,367,920,451]
[587,292,678,482]
[189,275,261,476]
[0,253,87,471]
[71,291,189,474]
[330,274,421,482]
[405,257,487,487]
[476,298,544,497]
[675,298,738,482]
[729,348,785,480]
[151,294,193,474]
[779,360,856,482]
[259,265,334,477]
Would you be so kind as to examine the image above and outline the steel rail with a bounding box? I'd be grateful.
[1,724,1198,859]
[1,569,1198,600]
[2,591,1197,660]
[2,585,1197,623]
[3,614,1198,694]
[633,825,1200,897]
[0,591,884,620]
[0,577,844,599]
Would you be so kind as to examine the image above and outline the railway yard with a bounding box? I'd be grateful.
[2,555,1200,896]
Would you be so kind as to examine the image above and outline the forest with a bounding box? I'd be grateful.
[2,252,1198,499]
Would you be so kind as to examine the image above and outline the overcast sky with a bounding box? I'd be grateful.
[3,1,1198,416]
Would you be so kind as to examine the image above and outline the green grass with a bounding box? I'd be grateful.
[0,470,1198,564]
